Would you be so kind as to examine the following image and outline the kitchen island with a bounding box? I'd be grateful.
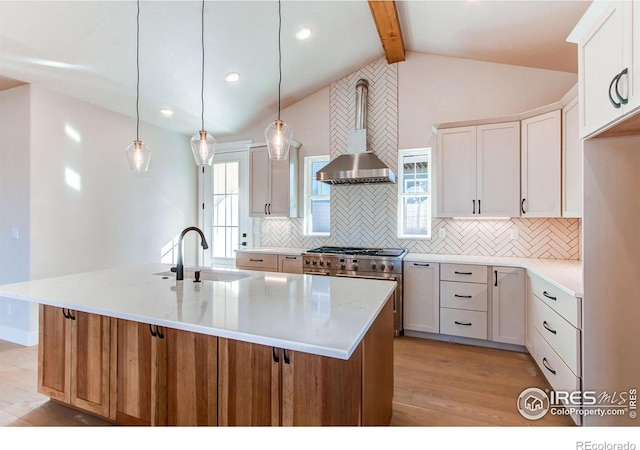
[0,263,396,426]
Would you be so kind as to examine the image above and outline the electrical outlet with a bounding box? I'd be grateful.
[510,228,519,240]
[438,228,446,239]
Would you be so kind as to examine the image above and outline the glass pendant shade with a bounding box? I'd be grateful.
[125,140,151,173]
[190,130,216,166]
[264,119,292,160]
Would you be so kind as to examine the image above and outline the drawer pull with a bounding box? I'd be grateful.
[454,294,472,299]
[285,256,297,260]
[454,271,473,275]
[413,263,430,267]
[249,258,264,262]
[543,291,557,301]
[542,321,557,335]
[542,357,556,375]
[454,321,472,326]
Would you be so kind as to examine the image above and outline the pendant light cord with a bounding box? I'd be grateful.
[200,0,205,131]
[136,0,140,141]
[277,0,282,121]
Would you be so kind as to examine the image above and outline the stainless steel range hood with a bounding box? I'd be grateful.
[316,79,396,185]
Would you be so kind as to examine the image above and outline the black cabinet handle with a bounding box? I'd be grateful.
[609,72,622,108]
[268,203,272,215]
[272,347,280,363]
[478,199,481,215]
[615,67,629,105]
[454,321,472,326]
[264,203,268,215]
[543,291,557,301]
[285,256,297,260]
[149,324,157,337]
[494,270,498,287]
[68,310,76,320]
[413,263,430,267]
[454,271,472,275]
[62,308,70,319]
[250,258,264,262]
[472,199,476,214]
[156,326,164,339]
[542,357,556,375]
[543,321,557,335]
[521,198,526,214]
[454,294,472,298]
[283,349,290,365]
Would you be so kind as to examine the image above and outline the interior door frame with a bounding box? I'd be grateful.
[198,140,252,267]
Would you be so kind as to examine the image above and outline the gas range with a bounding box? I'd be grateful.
[302,246,408,336]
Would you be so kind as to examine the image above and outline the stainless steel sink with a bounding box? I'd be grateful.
[155,268,251,283]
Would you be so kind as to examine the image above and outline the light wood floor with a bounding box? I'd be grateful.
[0,336,572,426]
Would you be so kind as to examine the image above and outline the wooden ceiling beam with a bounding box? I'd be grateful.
[368,1,406,64]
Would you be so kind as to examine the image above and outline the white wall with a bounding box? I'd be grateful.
[0,85,32,343]
[0,84,198,345]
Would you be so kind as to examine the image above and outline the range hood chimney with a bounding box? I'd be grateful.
[316,79,396,185]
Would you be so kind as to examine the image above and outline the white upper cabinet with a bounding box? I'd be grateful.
[562,95,582,218]
[521,110,561,218]
[577,1,640,138]
[437,122,520,218]
[249,144,298,218]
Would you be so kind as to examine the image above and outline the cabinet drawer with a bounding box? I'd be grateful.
[440,281,487,311]
[440,308,487,340]
[532,295,581,376]
[441,264,487,284]
[529,273,581,328]
[236,252,278,271]
[532,329,581,395]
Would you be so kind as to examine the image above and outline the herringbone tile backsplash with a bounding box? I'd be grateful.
[259,58,581,260]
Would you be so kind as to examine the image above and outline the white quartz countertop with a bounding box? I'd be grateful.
[405,253,583,297]
[235,247,307,256]
[0,263,396,360]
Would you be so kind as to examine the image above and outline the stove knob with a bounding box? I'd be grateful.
[340,263,346,270]
[312,260,317,265]
[380,264,386,271]
[319,260,324,266]
[371,262,377,269]
[389,263,394,271]
[353,263,359,270]
[305,259,310,265]
[326,261,331,267]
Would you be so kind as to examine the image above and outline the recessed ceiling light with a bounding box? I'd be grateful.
[225,72,240,82]
[160,108,174,117]
[296,27,311,40]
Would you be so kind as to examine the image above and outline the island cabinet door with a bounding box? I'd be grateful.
[70,311,111,417]
[38,305,71,403]
[218,338,281,426]
[157,328,217,426]
[111,319,154,425]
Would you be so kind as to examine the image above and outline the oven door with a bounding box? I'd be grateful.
[303,269,332,276]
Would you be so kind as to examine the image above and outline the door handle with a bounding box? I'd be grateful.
[609,72,623,109]
[614,67,629,105]
[521,198,526,214]
[472,199,476,214]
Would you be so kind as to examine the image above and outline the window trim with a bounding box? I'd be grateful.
[303,155,331,237]
[397,148,432,240]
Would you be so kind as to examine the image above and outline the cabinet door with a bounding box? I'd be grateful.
[578,1,627,138]
[521,110,561,217]
[476,122,520,217]
[278,255,303,274]
[70,311,110,417]
[38,305,71,403]
[268,157,291,217]
[218,338,280,426]
[281,347,362,426]
[562,96,582,218]
[403,261,440,333]
[249,146,270,217]
[491,267,525,345]
[525,274,535,354]
[437,126,477,217]
[160,328,217,426]
[112,319,154,425]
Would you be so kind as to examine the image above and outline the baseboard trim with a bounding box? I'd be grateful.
[403,330,527,353]
[0,326,38,346]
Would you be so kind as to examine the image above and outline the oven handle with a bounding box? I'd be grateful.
[334,274,398,313]
[304,271,330,276]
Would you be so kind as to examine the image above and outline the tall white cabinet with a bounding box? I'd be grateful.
[562,95,582,218]
[437,122,520,217]
[520,110,561,218]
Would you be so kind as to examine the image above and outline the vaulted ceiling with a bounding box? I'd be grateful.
[0,1,591,137]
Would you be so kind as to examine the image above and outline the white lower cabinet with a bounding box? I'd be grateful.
[440,309,488,340]
[491,267,525,345]
[439,264,488,340]
[403,261,440,333]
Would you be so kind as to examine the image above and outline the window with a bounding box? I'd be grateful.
[212,160,240,259]
[398,148,431,239]
[304,156,330,236]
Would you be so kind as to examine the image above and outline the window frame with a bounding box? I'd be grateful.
[303,155,331,237]
[397,148,432,239]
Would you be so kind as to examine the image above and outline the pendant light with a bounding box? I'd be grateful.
[125,0,151,173]
[264,0,293,161]
[190,0,216,166]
